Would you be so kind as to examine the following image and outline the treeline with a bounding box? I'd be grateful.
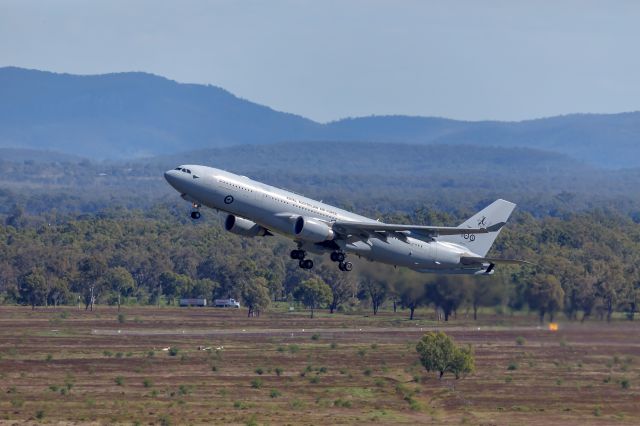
[1,205,638,322]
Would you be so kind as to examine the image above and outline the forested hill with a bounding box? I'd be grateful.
[1,67,640,168]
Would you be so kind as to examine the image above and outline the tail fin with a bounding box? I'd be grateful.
[438,199,516,256]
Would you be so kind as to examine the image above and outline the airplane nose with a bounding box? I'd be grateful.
[164,170,179,188]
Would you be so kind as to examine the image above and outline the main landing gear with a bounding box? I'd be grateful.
[290,249,352,272]
[331,251,352,272]
[291,249,313,270]
[190,203,201,219]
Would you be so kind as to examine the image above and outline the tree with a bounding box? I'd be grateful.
[525,273,564,323]
[293,278,332,318]
[469,277,501,320]
[426,276,470,321]
[18,269,48,309]
[416,331,475,379]
[158,271,192,305]
[359,264,390,315]
[241,277,271,317]
[105,267,135,311]
[316,263,356,314]
[75,257,107,311]
[395,272,428,320]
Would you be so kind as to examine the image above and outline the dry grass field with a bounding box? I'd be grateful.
[0,305,639,425]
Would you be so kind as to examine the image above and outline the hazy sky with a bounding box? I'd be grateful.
[1,0,639,122]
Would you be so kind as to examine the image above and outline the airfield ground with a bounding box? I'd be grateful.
[0,306,639,425]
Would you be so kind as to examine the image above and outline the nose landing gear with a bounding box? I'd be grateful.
[190,203,201,219]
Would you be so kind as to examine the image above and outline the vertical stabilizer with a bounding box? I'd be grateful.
[438,199,516,256]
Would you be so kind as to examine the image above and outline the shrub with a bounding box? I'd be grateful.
[115,352,124,358]
[416,331,475,379]
[115,376,124,386]
[620,379,630,389]
[168,347,179,356]
[255,367,264,375]
[357,348,367,357]
[234,401,248,409]
[251,378,263,389]
[45,353,53,362]
[103,350,113,357]
[330,342,338,349]
[178,384,191,395]
[270,389,281,398]
[117,313,126,324]
[35,410,45,420]
[507,362,518,371]
[309,376,319,384]
[311,333,320,341]
[143,379,153,388]
[275,367,283,376]
[363,368,372,376]
[288,344,300,354]
[515,336,526,346]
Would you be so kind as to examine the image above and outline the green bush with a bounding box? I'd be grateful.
[416,331,475,379]
[168,347,179,356]
[270,389,281,398]
[114,376,124,386]
[515,336,526,346]
[251,378,263,389]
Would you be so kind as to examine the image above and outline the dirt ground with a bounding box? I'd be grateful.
[0,305,638,425]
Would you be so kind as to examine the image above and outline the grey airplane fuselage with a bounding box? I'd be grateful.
[164,165,481,273]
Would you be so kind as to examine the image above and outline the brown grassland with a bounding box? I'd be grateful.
[0,305,639,425]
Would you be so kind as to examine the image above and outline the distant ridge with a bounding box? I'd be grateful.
[1,67,639,168]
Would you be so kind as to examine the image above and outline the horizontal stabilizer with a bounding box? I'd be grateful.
[460,256,534,266]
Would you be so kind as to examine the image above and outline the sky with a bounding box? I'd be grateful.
[1,0,639,123]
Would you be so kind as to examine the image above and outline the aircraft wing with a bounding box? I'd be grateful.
[332,220,505,238]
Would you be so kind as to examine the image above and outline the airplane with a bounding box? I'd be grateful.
[164,165,529,274]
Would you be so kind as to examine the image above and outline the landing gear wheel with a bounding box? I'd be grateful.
[299,259,313,269]
[330,251,346,262]
[290,249,305,260]
[339,261,353,272]
[190,211,201,219]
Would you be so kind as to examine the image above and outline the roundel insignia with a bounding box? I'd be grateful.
[224,195,234,204]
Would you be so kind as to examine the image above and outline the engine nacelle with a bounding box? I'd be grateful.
[224,215,269,237]
[293,216,335,242]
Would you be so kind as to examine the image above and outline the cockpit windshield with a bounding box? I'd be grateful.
[175,167,192,174]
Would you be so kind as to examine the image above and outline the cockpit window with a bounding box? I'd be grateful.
[174,167,181,170]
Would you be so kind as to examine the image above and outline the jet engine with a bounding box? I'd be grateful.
[293,216,335,242]
[224,215,269,237]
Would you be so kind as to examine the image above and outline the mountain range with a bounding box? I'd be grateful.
[1,66,638,168]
